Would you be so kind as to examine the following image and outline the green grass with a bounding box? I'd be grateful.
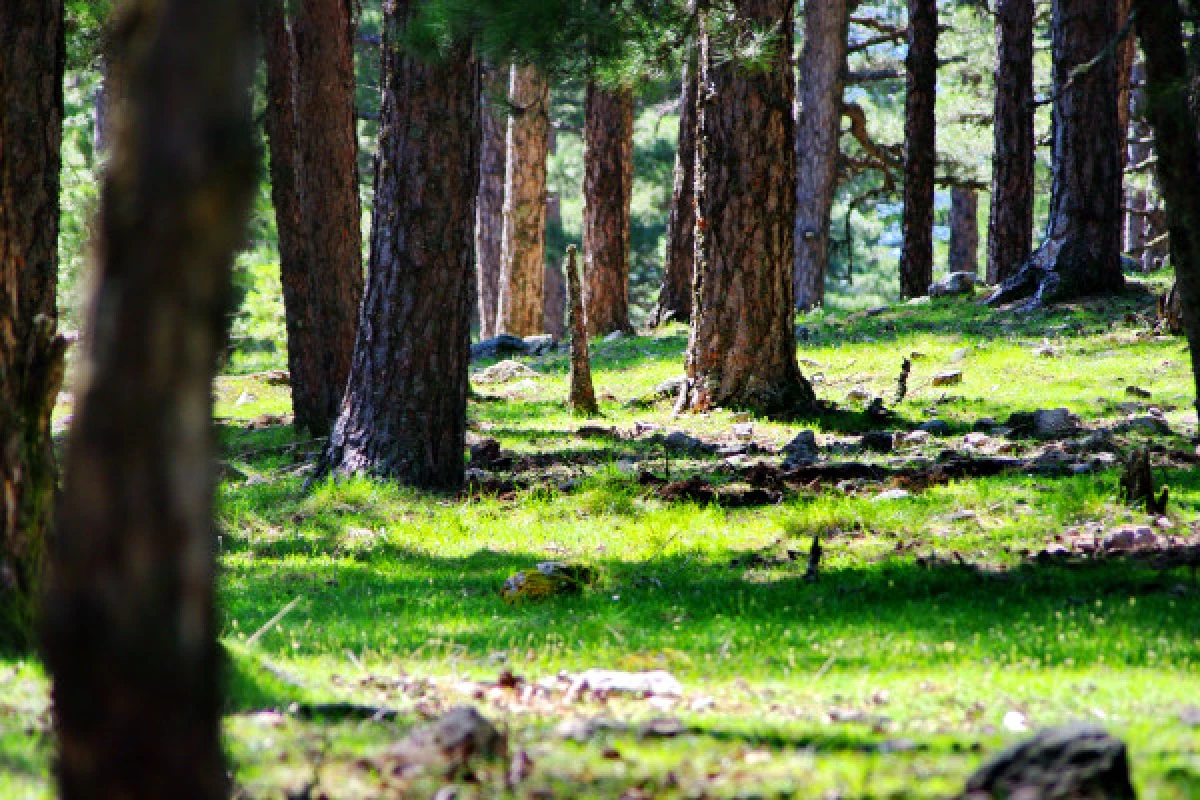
[6,281,1200,798]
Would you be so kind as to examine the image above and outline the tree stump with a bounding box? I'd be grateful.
[565,246,598,415]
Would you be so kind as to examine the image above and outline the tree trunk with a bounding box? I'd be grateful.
[544,144,566,339]
[948,187,979,275]
[477,62,507,340]
[266,0,362,435]
[987,0,1036,285]
[40,0,256,794]
[684,0,815,414]
[987,0,1123,309]
[899,0,938,298]
[1114,0,1135,169]
[317,7,479,490]
[0,0,67,647]
[651,52,698,327]
[566,246,598,415]
[582,83,635,336]
[497,64,549,336]
[1134,0,1200,410]
[794,0,851,310]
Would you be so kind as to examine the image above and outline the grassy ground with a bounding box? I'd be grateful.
[4,280,1200,798]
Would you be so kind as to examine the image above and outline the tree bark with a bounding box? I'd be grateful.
[651,52,698,327]
[317,6,479,490]
[0,0,67,647]
[544,136,566,339]
[899,0,938,298]
[566,246,598,415]
[987,0,1036,285]
[264,0,363,435]
[583,83,635,336]
[949,186,979,275]
[40,0,256,794]
[1114,0,1135,169]
[987,0,1124,308]
[1133,0,1200,409]
[476,62,507,340]
[794,0,851,310]
[684,0,815,414]
[498,64,549,336]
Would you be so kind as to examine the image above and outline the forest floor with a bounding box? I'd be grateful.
[5,279,1200,798]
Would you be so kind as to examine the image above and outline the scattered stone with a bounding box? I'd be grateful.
[471,334,529,360]
[910,351,927,360]
[860,431,894,454]
[522,333,558,355]
[963,432,990,447]
[732,422,754,441]
[866,305,889,317]
[902,430,932,445]
[846,386,871,403]
[1031,446,1073,474]
[949,348,971,363]
[602,330,626,343]
[569,669,683,697]
[928,271,976,298]
[575,425,618,439]
[474,360,540,384]
[973,417,999,432]
[261,368,291,385]
[1032,344,1060,358]
[918,419,951,435]
[555,716,627,742]
[907,295,931,306]
[1125,385,1152,399]
[234,391,257,406]
[931,370,963,387]
[628,376,687,408]
[1179,706,1200,727]
[1008,408,1078,437]
[961,725,1135,800]
[873,488,912,502]
[469,437,507,467]
[782,430,819,467]
[658,431,716,455]
[1117,415,1171,435]
[378,706,506,778]
[1102,525,1159,553]
[501,563,595,602]
[639,717,686,738]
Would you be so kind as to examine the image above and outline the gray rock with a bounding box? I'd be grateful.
[471,333,529,360]
[1116,415,1171,435]
[522,333,558,355]
[917,419,951,435]
[859,431,894,453]
[928,271,976,298]
[782,430,819,467]
[1007,408,1078,437]
[380,706,506,777]
[973,417,999,432]
[962,725,1135,800]
[659,431,716,455]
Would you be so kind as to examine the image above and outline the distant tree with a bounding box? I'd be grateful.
[0,0,67,647]
[261,0,362,435]
[899,0,938,298]
[477,62,507,339]
[1133,0,1200,406]
[40,0,256,793]
[794,0,852,310]
[986,0,1035,285]
[498,65,549,337]
[987,0,1123,308]
[544,127,567,339]
[682,0,816,414]
[583,82,635,335]
[316,4,478,489]
[949,187,979,274]
[651,49,698,327]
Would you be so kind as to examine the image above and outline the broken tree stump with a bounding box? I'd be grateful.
[1119,448,1168,515]
[565,245,598,415]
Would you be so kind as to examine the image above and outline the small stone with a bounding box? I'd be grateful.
[873,488,912,502]
[782,430,819,467]
[1125,385,1152,399]
[1155,516,1173,529]
[732,422,754,441]
[973,417,999,432]
[475,359,540,384]
[866,305,889,317]
[471,333,529,360]
[522,333,557,355]
[918,419,951,435]
[931,370,963,387]
[963,432,990,447]
[949,348,970,363]
[602,330,626,343]
[963,725,1135,800]
[1118,415,1171,435]
[902,430,932,445]
[928,271,976,298]
[1103,525,1158,552]
[846,386,871,403]
[660,431,715,454]
[235,391,257,406]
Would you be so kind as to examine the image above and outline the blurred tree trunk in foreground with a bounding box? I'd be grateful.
[41,0,256,794]
[317,4,479,490]
[949,187,979,275]
[0,0,67,648]
[477,62,507,339]
[651,50,698,327]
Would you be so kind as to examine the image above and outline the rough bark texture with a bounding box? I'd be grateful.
[583,83,635,336]
[899,0,938,298]
[476,63,507,340]
[0,0,67,647]
[949,187,979,275]
[565,246,598,415]
[40,0,256,794]
[317,6,479,490]
[1134,0,1200,409]
[987,0,1036,285]
[794,0,851,310]
[684,0,815,414]
[1114,0,1135,169]
[265,0,363,435]
[651,53,698,327]
[1125,59,1168,271]
[498,65,549,336]
[544,171,566,338]
[987,0,1124,308]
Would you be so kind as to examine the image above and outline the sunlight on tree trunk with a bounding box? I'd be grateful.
[899,0,938,298]
[583,83,635,336]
